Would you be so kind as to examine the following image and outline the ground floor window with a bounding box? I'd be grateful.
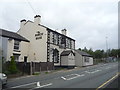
[84,57,89,62]
[53,49,59,63]
[13,54,20,62]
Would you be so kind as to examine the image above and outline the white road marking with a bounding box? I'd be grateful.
[10,82,37,88]
[66,74,80,77]
[61,76,67,80]
[85,69,101,74]
[105,67,111,69]
[67,74,84,80]
[37,82,41,87]
[61,74,85,81]
[35,83,52,88]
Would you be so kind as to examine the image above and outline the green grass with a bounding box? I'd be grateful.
[45,71,49,74]
[33,72,40,75]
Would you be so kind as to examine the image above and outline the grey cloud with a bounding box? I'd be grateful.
[0,0,118,50]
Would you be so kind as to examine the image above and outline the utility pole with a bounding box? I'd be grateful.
[106,37,108,62]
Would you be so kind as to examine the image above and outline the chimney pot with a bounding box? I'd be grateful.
[20,19,26,22]
[34,15,41,24]
[20,19,26,28]
[61,29,67,35]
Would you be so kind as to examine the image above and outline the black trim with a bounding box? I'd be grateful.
[45,26,75,41]
[47,31,50,62]
[13,49,21,52]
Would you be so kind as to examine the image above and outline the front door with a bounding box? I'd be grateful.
[24,56,27,63]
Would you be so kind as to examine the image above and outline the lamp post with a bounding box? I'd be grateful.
[106,37,108,62]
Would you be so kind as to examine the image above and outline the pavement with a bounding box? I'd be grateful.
[2,62,119,89]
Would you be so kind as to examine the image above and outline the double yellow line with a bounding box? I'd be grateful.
[96,72,119,90]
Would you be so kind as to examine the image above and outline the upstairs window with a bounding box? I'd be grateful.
[14,40,20,50]
[53,34,58,45]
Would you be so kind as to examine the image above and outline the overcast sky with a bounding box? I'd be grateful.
[0,0,118,51]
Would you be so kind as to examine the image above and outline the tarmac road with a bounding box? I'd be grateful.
[3,62,119,90]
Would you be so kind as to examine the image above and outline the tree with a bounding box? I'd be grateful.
[8,56,18,74]
[82,47,88,52]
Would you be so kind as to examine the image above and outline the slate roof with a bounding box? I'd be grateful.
[61,50,75,56]
[75,50,93,57]
[22,20,75,41]
[0,29,29,42]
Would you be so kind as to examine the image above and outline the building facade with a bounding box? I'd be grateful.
[0,29,29,62]
[75,50,93,67]
[18,15,75,67]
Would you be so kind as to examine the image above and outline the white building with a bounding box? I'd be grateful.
[61,50,75,68]
[75,50,93,67]
[17,15,75,67]
[0,29,29,62]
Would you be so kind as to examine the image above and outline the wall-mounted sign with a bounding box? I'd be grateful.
[35,31,43,40]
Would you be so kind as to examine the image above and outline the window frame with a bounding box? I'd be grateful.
[14,40,20,51]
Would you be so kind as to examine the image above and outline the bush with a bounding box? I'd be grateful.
[8,56,18,74]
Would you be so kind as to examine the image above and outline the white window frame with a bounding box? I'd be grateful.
[14,40,20,51]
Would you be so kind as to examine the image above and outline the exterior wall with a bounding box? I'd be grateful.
[19,41,30,62]
[7,39,14,61]
[82,56,93,66]
[48,30,75,66]
[1,37,8,61]
[68,53,75,66]
[0,36,29,62]
[49,44,72,66]
[61,53,75,66]
[61,56,68,66]
[75,51,83,67]
[18,21,47,62]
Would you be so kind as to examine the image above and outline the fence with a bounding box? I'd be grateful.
[4,61,54,75]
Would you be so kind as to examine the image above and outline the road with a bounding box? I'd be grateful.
[3,62,119,89]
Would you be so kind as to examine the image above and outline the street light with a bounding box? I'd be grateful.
[106,37,108,62]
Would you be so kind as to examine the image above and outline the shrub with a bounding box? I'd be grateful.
[8,56,18,74]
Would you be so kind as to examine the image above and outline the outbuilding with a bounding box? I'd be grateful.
[60,50,75,68]
[75,50,93,67]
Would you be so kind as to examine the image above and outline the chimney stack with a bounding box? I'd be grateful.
[61,29,67,36]
[34,15,41,25]
[20,19,26,28]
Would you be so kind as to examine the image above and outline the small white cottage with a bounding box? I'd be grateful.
[75,50,93,67]
[60,50,75,68]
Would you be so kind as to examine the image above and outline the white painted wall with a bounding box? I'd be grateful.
[61,53,75,66]
[68,53,75,66]
[19,41,30,62]
[75,51,83,67]
[75,51,93,67]
[49,44,72,66]
[18,21,48,62]
[0,36,29,62]
[7,39,14,61]
[61,56,68,66]
[82,56,93,66]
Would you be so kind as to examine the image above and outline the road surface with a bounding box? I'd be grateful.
[3,62,119,89]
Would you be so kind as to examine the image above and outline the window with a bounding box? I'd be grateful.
[68,39,71,48]
[53,34,58,45]
[53,49,59,63]
[84,57,89,62]
[61,36,66,48]
[59,35,62,46]
[13,54,20,62]
[14,40,20,50]
[71,40,75,49]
